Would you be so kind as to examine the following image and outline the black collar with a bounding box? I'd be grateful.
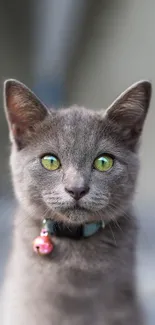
[42,218,105,240]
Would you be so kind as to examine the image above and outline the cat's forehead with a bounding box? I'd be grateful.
[29,106,110,158]
[44,106,108,149]
[49,106,105,137]
[58,106,102,123]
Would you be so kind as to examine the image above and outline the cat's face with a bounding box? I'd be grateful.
[4,80,151,223]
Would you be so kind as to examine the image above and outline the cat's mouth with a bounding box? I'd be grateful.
[60,202,90,214]
[58,199,104,223]
[42,191,110,223]
[43,198,95,223]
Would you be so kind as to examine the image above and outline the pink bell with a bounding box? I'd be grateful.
[33,235,53,255]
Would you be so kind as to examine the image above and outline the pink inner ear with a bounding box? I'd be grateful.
[12,124,17,136]
[7,94,27,125]
[11,120,34,135]
[11,123,26,138]
[11,122,35,149]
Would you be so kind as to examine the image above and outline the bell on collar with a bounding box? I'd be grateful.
[33,228,54,255]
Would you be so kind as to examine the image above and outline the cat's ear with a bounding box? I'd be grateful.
[105,80,152,149]
[4,79,48,149]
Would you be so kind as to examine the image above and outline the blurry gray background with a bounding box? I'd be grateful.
[0,1,155,324]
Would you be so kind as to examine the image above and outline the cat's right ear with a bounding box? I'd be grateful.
[104,80,152,149]
[4,79,48,149]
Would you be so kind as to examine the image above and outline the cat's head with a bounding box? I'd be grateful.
[4,80,151,224]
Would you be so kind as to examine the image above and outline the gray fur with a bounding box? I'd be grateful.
[1,79,151,324]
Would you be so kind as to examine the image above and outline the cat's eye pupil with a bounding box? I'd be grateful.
[101,159,105,164]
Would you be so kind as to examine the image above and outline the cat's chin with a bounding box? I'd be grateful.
[56,207,99,224]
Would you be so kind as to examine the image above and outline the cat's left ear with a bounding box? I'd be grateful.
[4,79,48,149]
[105,80,152,149]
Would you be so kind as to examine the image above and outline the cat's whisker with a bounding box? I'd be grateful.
[110,202,131,222]
[108,223,117,246]
[106,206,124,233]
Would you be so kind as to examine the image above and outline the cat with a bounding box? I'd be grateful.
[1,79,151,325]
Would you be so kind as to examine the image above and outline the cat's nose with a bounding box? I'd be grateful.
[65,186,89,200]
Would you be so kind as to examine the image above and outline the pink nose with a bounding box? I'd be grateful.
[33,235,53,255]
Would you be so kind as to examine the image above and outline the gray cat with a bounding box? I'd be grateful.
[1,79,151,325]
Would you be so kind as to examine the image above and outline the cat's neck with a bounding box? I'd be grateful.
[13,204,136,256]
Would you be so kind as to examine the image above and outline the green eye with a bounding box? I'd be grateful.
[41,155,61,171]
[94,155,114,172]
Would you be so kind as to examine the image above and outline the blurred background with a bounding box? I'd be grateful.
[0,0,155,323]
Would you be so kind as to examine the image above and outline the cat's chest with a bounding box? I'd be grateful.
[2,229,134,325]
[9,228,120,300]
[4,249,109,325]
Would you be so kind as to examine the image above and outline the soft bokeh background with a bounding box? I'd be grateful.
[0,1,155,323]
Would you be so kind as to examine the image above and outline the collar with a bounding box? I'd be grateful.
[33,218,105,255]
[42,218,105,239]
